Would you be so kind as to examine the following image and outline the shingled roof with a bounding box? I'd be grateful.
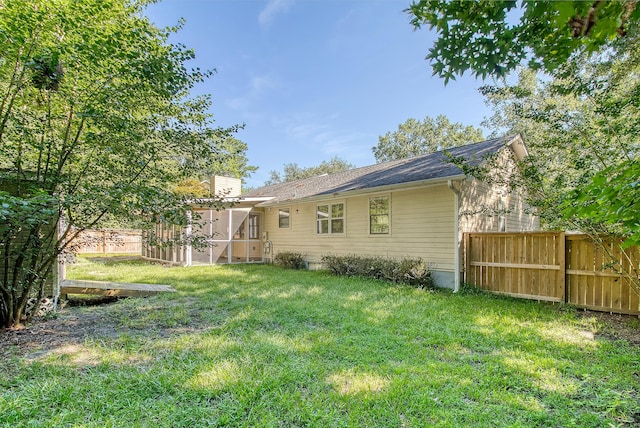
[244,135,524,205]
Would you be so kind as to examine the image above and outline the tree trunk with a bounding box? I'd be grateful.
[0,222,58,328]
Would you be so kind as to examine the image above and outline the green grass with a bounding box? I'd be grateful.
[2,256,639,427]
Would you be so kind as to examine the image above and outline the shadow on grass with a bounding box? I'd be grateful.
[12,256,637,427]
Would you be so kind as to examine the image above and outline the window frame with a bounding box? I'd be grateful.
[316,202,345,235]
[278,207,291,229]
[248,213,260,239]
[369,195,390,235]
[496,199,507,232]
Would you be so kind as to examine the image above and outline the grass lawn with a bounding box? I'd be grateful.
[1,256,639,427]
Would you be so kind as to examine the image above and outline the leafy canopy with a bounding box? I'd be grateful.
[408,0,640,82]
[480,27,640,246]
[373,114,483,163]
[265,156,355,185]
[409,0,640,293]
[0,0,243,327]
[182,136,257,182]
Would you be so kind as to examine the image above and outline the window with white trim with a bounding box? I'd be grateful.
[316,203,344,234]
[279,208,290,228]
[369,196,389,234]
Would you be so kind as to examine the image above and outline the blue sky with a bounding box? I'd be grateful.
[145,0,492,188]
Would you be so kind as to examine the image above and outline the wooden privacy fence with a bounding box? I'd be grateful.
[73,229,142,254]
[464,232,640,315]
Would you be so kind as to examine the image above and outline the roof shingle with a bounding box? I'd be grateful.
[244,135,519,204]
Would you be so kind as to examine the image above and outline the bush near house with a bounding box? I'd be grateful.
[321,254,434,288]
[273,252,306,270]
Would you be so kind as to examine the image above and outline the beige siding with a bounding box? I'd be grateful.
[263,184,457,273]
[260,146,538,288]
[211,176,242,197]
[459,148,538,233]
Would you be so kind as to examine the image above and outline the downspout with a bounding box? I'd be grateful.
[447,180,461,293]
[228,209,233,264]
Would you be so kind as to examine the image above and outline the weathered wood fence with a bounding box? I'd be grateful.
[464,232,640,315]
[73,229,142,254]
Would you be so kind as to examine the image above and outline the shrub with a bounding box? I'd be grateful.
[274,252,306,270]
[458,282,485,295]
[321,254,434,289]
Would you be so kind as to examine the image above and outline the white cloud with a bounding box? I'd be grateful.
[258,0,295,29]
[278,113,375,165]
[226,73,278,113]
[285,121,329,141]
[320,133,373,161]
[228,97,250,111]
[251,74,276,92]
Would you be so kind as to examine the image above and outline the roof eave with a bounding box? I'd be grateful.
[254,174,467,207]
[188,196,274,209]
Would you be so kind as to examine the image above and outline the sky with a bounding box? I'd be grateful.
[144,0,493,188]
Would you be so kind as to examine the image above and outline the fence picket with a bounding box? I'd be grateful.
[73,229,142,254]
[465,232,639,316]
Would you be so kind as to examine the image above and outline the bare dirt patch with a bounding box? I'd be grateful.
[1,296,210,361]
[1,303,122,360]
[576,310,640,346]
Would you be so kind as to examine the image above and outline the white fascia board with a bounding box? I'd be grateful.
[189,196,274,209]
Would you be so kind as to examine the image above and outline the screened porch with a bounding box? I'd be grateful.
[143,207,265,266]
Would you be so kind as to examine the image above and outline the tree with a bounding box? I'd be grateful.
[265,156,355,185]
[480,69,586,230]
[480,32,640,243]
[409,1,640,294]
[0,0,242,327]
[555,30,640,248]
[171,178,211,199]
[408,0,640,82]
[455,19,640,293]
[183,135,257,182]
[372,114,483,163]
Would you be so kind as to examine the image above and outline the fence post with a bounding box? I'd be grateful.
[463,232,470,284]
[558,231,566,303]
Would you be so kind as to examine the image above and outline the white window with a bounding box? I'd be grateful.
[317,203,344,234]
[369,196,389,234]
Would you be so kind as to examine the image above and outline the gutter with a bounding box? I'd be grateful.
[447,180,461,293]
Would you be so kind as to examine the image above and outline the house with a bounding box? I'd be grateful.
[143,135,539,291]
